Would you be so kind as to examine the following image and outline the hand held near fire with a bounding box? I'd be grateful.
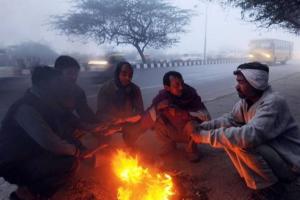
[184,121,206,143]
[114,115,142,124]
[79,149,94,159]
[77,144,109,159]
[91,115,142,137]
[189,110,211,122]
[156,99,170,111]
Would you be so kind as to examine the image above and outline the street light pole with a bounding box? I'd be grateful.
[203,4,208,62]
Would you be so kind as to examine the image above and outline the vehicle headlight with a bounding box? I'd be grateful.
[88,60,108,65]
[263,53,271,58]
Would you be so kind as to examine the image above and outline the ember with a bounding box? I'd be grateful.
[112,150,174,200]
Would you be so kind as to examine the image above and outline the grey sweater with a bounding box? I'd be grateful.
[199,87,300,170]
[13,88,77,156]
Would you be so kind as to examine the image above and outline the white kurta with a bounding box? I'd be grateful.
[197,87,300,188]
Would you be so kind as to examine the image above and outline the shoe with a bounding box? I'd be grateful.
[158,142,177,157]
[10,187,36,200]
[185,141,200,163]
[9,192,23,200]
[282,177,300,200]
[187,152,201,163]
[250,183,284,200]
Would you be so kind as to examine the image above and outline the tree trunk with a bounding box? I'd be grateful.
[135,45,146,63]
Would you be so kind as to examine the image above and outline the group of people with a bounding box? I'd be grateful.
[0,55,299,199]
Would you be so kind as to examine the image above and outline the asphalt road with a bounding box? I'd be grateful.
[1,61,300,119]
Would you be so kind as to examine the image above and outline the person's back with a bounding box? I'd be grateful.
[0,66,79,199]
[0,89,61,163]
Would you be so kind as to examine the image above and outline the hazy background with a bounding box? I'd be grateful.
[1,0,300,58]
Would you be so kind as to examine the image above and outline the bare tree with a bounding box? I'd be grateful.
[220,0,300,34]
[52,0,192,63]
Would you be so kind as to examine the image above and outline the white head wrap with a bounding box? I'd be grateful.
[239,68,269,91]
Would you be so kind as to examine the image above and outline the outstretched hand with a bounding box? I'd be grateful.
[79,144,109,159]
[183,120,198,136]
[183,121,208,144]
[113,115,142,125]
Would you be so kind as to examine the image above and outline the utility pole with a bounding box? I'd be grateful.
[203,4,208,62]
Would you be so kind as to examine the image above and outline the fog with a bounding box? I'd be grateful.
[1,0,300,57]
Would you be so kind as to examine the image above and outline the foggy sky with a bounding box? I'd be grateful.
[1,0,299,56]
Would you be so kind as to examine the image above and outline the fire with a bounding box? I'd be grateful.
[112,150,174,200]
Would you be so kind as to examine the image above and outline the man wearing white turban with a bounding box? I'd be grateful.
[185,62,300,199]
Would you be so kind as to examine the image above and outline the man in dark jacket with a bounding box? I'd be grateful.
[54,55,101,150]
[0,66,88,199]
[124,71,210,162]
[54,55,97,124]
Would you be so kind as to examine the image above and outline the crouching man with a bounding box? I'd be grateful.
[124,71,211,162]
[0,66,91,199]
[185,62,300,199]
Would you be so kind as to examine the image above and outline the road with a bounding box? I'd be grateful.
[1,61,300,119]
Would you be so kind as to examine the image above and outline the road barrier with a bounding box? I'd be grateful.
[0,66,23,77]
[133,58,246,69]
[4,58,247,77]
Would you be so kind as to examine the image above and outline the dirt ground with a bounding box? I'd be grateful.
[51,135,250,200]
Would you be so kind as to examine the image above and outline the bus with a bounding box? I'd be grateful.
[248,39,293,65]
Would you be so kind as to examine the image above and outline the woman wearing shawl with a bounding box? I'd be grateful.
[96,61,144,125]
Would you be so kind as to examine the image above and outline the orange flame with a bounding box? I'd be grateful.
[112,150,174,200]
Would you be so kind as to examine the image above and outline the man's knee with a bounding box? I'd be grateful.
[28,155,79,179]
[0,162,22,185]
[0,156,78,196]
[154,118,169,133]
[155,118,189,143]
[29,156,78,197]
[57,156,79,175]
[154,119,172,141]
[122,123,144,147]
[256,144,297,182]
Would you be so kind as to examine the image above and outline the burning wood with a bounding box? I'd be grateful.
[54,148,210,200]
[112,150,175,200]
